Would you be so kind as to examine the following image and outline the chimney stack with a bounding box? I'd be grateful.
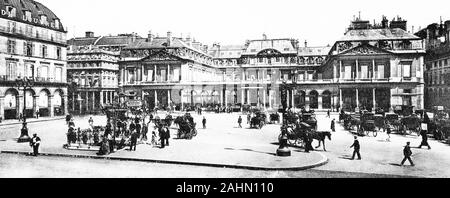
[147,30,154,43]
[167,31,172,47]
[85,31,94,38]
[186,34,192,46]
[304,40,308,48]
[263,33,267,40]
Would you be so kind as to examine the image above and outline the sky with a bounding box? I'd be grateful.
[38,0,450,47]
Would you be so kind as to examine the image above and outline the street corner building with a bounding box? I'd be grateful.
[67,32,137,115]
[415,19,450,110]
[0,0,68,121]
[117,16,425,113]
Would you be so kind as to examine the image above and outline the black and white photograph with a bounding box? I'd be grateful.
[1,0,450,184]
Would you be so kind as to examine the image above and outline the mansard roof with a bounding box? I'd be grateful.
[339,28,421,42]
[242,39,298,55]
[298,46,331,56]
[0,0,65,32]
[208,45,245,59]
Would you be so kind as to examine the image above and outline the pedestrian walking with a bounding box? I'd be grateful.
[130,130,138,151]
[36,110,39,119]
[159,127,165,148]
[327,110,331,118]
[401,142,415,166]
[29,134,41,156]
[418,123,431,149]
[142,124,148,141]
[350,136,361,160]
[304,132,314,153]
[151,131,158,146]
[238,116,242,128]
[331,119,336,132]
[88,117,94,127]
[247,114,251,124]
[202,117,207,129]
[165,127,170,146]
[386,125,392,142]
[107,132,115,153]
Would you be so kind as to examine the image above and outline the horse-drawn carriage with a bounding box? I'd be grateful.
[269,112,281,124]
[250,111,267,129]
[385,113,401,133]
[174,113,197,139]
[400,114,421,135]
[359,112,378,137]
[279,122,332,151]
[300,112,317,130]
[153,115,174,128]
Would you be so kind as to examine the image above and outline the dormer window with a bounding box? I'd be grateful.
[23,11,32,22]
[6,6,17,18]
[54,19,60,29]
[40,15,48,26]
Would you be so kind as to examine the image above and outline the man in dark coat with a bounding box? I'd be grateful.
[159,127,165,148]
[331,119,336,132]
[202,117,207,129]
[165,127,170,146]
[350,136,361,160]
[238,116,242,128]
[29,134,41,156]
[418,124,431,149]
[303,132,314,153]
[401,142,414,166]
[130,130,138,151]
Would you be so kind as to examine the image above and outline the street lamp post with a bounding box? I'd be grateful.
[16,76,35,143]
[277,81,291,156]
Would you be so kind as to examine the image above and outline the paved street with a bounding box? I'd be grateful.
[1,111,450,177]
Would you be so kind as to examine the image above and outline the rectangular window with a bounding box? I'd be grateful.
[377,65,385,79]
[56,47,62,60]
[55,67,62,82]
[26,64,34,78]
[402,62,412,78]
[344,66,352,79]
[7,40,16,54]
[6,6,16,18]
[40,65,48,79]
[24,42,33,56]
[6,61,17,79]
[41,45,48,58]
[360,65,368,79]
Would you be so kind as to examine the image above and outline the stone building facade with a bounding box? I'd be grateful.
[0,0,67,120]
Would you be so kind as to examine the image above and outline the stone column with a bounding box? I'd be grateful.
[50,95,55,117]
[78,94,82,114]
[355,59,359,79]
[72,94,76,112]
[85,92,89,112]
[154,90,158,107]
[167,90,171,105]
[339,89,343,111]
[339,60,343,80]
[142,65,145,82]
[220,89,224,106]
[241,89,245,105]
[305,94,310,110]
[372,59,376,79]
[225,90,228,106]
[291,89,295,109]
[92,91,96,111]
[100,91,104,107]
[168,65,171,82]
[356,89,360,110]
[373,88,376,110]
[154,65,157,82]
[63,95,68,115]
[318,95,323,110]
[269,91,272,109]
[263,89,267,110]
[0,96,4,120]
[247,89,250,105]
[32,96,37,118]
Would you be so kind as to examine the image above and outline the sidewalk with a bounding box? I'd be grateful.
[0,116,65,127]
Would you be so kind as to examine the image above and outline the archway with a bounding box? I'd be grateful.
[322,90,332,109]
[309,90,319,109]
[4,89,19,120]
[53,90,65,116]
[24,89,36,118]
[211,91,220,105]
[38,89,51,117]
[295,90,306,108]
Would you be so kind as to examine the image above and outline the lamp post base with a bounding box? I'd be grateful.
[277,147,291,157]
[17,135,31,143]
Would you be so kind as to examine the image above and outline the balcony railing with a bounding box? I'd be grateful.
[0,75,65,83]
[0,26,66,45]
[123,76,424,85]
